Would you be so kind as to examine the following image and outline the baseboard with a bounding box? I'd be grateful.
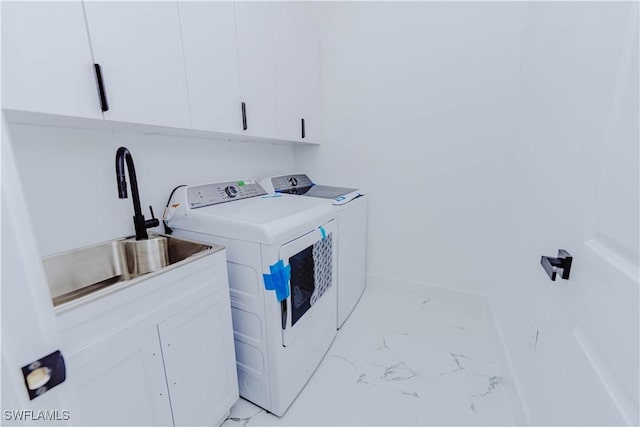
[486,296,531,426]
[366,272,489,299]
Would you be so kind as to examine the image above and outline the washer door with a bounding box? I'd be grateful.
[279,221,335,347]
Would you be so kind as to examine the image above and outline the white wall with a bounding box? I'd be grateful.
[298,1,638,425]
[296,1,529,295]
[8,123,296,257]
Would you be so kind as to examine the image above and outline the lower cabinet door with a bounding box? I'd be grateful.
[158,290,239,426]
[66,328,173,426]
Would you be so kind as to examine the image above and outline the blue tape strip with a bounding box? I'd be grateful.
[261,194,283,198]
[263,260,291,302]
[319,226,326,240]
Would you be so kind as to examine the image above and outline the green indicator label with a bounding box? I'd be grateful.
[238,181,245,186]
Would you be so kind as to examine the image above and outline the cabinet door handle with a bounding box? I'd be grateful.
[301,118,306,139]
[93,63,109,112]
[241,102,247,130]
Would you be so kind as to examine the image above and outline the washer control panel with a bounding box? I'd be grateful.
[187,180,267,208]
[271,174,314,192]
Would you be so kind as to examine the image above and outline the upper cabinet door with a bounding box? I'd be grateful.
[83,1,190,128]
[179,2,242,134]
[272,3,321,143]
[234,2,277,138]
[272,2,304,142]
[1,1,102,119]
[299,4,322,143]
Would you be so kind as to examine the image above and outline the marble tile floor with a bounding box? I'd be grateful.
[222,279,520,426]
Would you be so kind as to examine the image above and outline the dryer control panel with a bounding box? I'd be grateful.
[271,174,314,192]
[187,180,267,208]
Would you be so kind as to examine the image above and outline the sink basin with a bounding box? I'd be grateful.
[43,235,214,307]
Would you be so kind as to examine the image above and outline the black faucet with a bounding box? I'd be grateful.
[115,146,159,240]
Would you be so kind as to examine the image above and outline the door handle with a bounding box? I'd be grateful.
[280,300,287,329]
[241,102,247,131]
[93,63,109,112]
[541,249,572,281]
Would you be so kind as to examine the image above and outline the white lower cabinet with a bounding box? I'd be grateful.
[159,290,239,426]
[58,250,238,426]
[68,328,173,426]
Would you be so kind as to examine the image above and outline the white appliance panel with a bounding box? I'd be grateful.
[336,196,368,327]
[165,184,337,417]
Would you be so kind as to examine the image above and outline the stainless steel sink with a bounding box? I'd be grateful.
[43,235,214,307]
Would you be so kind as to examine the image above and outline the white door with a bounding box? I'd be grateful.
[66,328,173,426]
[521,6,639,424]
[158,290,238,426]
[234,1,277,138]
[83,1,190,128]
[1,117,79,423]
[178,2,243,134]
[1,1,102,119]
[549,21,639,424]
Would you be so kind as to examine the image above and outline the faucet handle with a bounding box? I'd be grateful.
[145,205,160,230]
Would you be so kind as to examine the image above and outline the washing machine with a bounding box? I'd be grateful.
[260,174,367,329]
[163,179,337,417]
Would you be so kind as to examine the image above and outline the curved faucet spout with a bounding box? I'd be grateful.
[115,147,158,240]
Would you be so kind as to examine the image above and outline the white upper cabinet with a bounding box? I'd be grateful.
[299,5,322,143]
[273,2,305,141]
[1,1,102,119]
[272,3,320,142]
[2,1,319,143]
[83,1,190,128]
[179,2,243,134]
[234,1,278,138]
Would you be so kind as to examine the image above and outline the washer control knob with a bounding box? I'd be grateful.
[288,177,298,187]
[225,185,238,198]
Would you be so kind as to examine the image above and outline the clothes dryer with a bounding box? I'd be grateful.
[260,174,367,329]
[163,179,337,417]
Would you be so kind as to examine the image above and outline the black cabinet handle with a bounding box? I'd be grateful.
[241,102,247,130]
[301,118,305,139]
[93,64,109,112]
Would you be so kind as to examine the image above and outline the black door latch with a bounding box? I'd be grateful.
[21,350,66,400]
[541,249,573,281]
